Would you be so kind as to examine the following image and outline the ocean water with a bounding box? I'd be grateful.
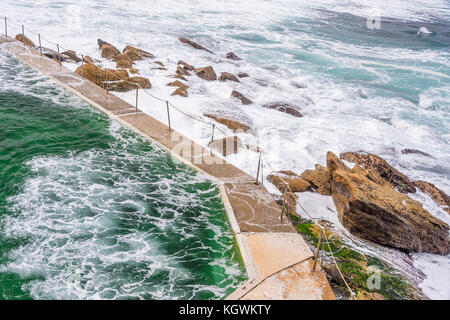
[0,0,449,299]
[0,51,246,300]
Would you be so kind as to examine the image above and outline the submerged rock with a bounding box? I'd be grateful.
[267,171,311,193]
[226,52,241,61]
[204,114,250,132]
[262,102,303,118]
[178,37,214,54]
[413,180,450,214]
[340,152,416,193]
[218,72,240,83]
[231,90,252,105]
[195,66,217,81]
[15,34,35,47]
[401,149,433,158]
[329,152,450,255]
[237,72,250,78]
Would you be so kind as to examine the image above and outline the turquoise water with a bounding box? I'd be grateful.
[0,51,246,300]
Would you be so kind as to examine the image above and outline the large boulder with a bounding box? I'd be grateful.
[329,152,450,255]
[178,37,213,54]
[300,165,332,195]
[262,102,303,118]
[101,44,121,60]
[267,171,311,193]
[195,66,217,81]
[204,114,250,132]
[15,34,35,47]
[340,152,416,193]
[231,90,252,105]
[413,180,450,214]
[123,45,154,61]
[75,64,130,87]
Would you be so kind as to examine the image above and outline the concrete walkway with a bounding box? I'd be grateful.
[0,36,335,300]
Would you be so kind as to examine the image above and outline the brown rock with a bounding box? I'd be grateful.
[262,102,303,118]
[123,45,154,61]
[267,171,311,193]
[75,64,128,86]
[167,80,189,90]
[218,72,240,83]
[195,66,217,81]
[171,74,188,81]
[178,37,213,54]
[331,166,450,255]
[176,65,191,76]
[231,90,252,105]
[61,50,81,63]
[101,44,120,60]
[83,56,95,64]
[204,114,250,132]
[154,61,165,67]
[226,52,241,61]
[171,87,188,97]
[413,180,450,214]
[178,60,195,71]
[300,165,332,195]
[129,67,139,74]
[327,151,350,174]
[15,34,35,47]
[340,152,416,193]
[108,76,151,92]
[116,59,133,69]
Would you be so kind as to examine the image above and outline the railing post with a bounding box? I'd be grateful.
[38,34,42,57]
[106,71,109,95]
[255,151,262,184]
[57,44,61,69]
[210,124,215,143]
[4,17,7,38]
[166,101,171,131]
[21,25,24,39]
[135,86,139,112]
[312,230,324,272]
[81,54,84,79]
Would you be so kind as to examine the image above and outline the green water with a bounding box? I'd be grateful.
[0,52,246,300]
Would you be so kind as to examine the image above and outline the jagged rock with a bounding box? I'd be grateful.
[300,165,332,195]
[108,76,151,92]
[195,66,217,81]
[178,60,195,71]
[204,114,250,132]
[101,44,120,60]
[171,74,188,81]
[176,65,191,76]
[75,63,128,85]
[238,72,250,78]
[178,37,213,54]
[15,34,35,47]
[167,80,188,90]
[97,39,112,49]
[402,149,433,158]
[116,59,133,69]
[154,61,165,67]
[262,102,303,118]
[218,72,240,83]
[231,90,252,105]
[268,171,311,193]
[123,45,154,61]
[413,180,450,214]
[340,152,416,193]
[226,52,241,61]
[208,136,241,156]
[171,87,188,97]
[61,50,81,63]
[329,152,450,255]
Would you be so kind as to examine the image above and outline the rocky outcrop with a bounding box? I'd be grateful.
[15,34,35,47]
[328,152,450,255]
[195,66,217,81]
[123,45,154,61]
[75,64,127,85]
[413,181,450,214]
[226,52,241,60]
[300,165,332,195]
[231,90,252,105]
[61,50,81,63]
[262,102,303,118]
[204,114,250,132]
[100,43,120,60]
[218,72,240,83]
[178,60,195,71]
[267,171,311,193]
[108,76,151,92]
[178,37,213,54]
[171,87,188,97]
[340,152,416,193]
